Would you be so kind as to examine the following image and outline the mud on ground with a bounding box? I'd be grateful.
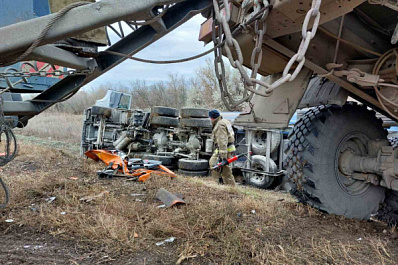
[0,138,397,264]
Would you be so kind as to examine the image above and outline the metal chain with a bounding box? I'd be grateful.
[0,68,93,79]
[213,0,322,110]
[212,0,256,110]
[0,67,94,92]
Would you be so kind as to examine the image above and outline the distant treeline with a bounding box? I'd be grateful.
[51,59,247,114]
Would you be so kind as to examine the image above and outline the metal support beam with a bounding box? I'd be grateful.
[263,37,383,109]
[0,0,186,60]
[2,101,39,116]
[3,0,212,121]
[263,37,398,122]
[27,45,96,70]
[266,131,271,172]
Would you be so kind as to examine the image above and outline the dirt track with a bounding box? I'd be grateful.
[0,224,88,264]
[0,137,398,264]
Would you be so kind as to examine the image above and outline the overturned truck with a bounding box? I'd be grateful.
[81,90,286,188]
[81,90,214,176]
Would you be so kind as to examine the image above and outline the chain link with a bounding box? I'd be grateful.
[212,0,322,110]
[213,15,252,108]
[0,67,94,92]
[0,68,93,79]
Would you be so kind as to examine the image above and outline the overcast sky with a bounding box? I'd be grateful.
[85,15,213,89]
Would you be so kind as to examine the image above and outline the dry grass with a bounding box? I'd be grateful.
[14,111,83,144]
[1,140,398,264]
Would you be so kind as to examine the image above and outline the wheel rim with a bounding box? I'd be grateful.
[335,132,371,196]
[253,131,266,150]
[249,163,274,186]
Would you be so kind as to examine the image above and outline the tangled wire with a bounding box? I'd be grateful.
[0,99,18,209]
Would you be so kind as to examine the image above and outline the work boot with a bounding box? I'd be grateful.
[211,169,222,184]
[221,165,236,186]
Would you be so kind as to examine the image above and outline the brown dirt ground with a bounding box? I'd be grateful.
[0,138,398,264]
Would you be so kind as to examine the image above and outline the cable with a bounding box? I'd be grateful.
[372,48,398,119]
[0,178,9,209]
[0,124,17,210]
[101,44,221,64]
[318,27,382,57]
[0,126,18,166]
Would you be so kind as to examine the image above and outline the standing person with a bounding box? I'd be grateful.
[208,110,236,186]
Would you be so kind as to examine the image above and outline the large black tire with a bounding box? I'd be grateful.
[378,141,398,226]
[151,106,179,117]
[180,118,212,128]
[243,155,278,189]
[377,190,398,226]
[142,154,175,166]
[150,116,179,128]
[389,137,398,149]
[178,169,209,177]
[180,108,209,118]
[285,103,387,220]
[178,159,209,171]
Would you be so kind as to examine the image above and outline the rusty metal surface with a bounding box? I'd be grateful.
[156,188,186,208]
[267,0,365,38]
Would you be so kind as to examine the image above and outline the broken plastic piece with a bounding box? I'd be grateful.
[85,150,176,182]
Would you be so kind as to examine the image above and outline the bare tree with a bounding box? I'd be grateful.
[189,58,246,111]
[50,59,248,114]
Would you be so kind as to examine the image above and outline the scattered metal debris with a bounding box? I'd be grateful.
[29,205,38,212]
[24,245,44,250]
[155,237,175,246]
[45,196,56,204]
[156,188,185,208]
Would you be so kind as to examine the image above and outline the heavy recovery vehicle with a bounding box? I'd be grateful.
[1,0,398,224]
